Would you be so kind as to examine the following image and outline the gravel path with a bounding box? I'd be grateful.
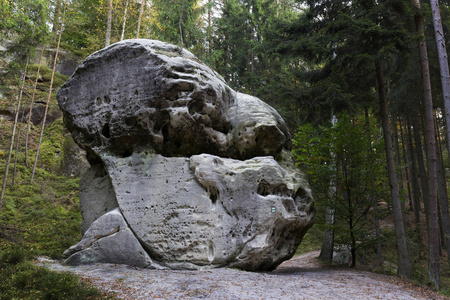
[36,251,448,299]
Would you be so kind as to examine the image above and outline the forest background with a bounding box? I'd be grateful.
[1,0,450,298]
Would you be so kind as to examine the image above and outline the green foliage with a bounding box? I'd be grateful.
[0,247,108,299]
[293,112,388,264]
[295,223,323,255]
[150,0,204,49]
[28,64,69,88]
[0,114,107,298]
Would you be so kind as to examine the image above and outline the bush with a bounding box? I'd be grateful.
[0,247,110,300]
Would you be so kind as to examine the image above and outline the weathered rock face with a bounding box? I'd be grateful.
[58,39,314,271]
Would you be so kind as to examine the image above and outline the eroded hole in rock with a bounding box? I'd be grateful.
[125,117,136,127]
[102,123,111,138]
[153,111,170,131]
[282,198,296,213]
[104,95,111,104]
[161,123,170,142]
[257,179,271,196]
[273,183,289,197]
[295,187,308,200]
[208,186,219,203]
[188,100,204,115]
[95,97,101,105]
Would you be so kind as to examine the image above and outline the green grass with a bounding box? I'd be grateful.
[0,114,113,299]
[0,246,110,300]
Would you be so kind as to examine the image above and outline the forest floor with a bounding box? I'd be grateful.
[36,250,449,300]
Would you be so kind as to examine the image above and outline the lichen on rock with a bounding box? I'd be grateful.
[57,39,314,271]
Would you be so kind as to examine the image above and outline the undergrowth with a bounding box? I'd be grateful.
[0,118,112,299]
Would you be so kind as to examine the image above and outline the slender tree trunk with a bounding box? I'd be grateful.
[319,115,338,262]
[52,0,61,42]
[406,116,422,237]
[393,120,407,231]
[31,3,66,183]
[412,111,430,227]
[319,205,335,262]
[25,46,45,168]
[136,0,145,38]
[376,60,411,279]
[105,0,113,47]
[0,57,30,211]
[365,109,382,260]
[121,0,129,41]
[179,0,185,49]
[429,0,450,166]
[435,120,450,269]
[399,120,413,210]
[413,1,440,287]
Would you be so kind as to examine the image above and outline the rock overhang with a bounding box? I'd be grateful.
[58,39,314,271]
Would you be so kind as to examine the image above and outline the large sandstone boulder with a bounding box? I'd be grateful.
[58,39,314,271]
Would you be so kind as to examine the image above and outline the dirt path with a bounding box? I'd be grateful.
[37,251,448,299]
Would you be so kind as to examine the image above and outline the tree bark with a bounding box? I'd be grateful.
[0,56,29,211]
[413,1,440,288]
[393,119,407,231]
[52,0,62,42]
[429,0,450,170]
[121,0,129,40]
[411,111,429,227]
[319,115,338,262]
[136,0,145,38]
[105,0,113,47]
[31,3,66,183]
[406,116,422,240]
[365,109,382,261]
[435,117,450,269]
[399,120,413,210]
[376,59,411,279]
[178,0,185,49]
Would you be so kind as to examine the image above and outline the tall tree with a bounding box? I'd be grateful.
[52,0,62,41]
[412,0,440,289]
[25,46,46,167]
[31,2,66,183]
[376,60,412,278]
[105,0,113,47]
[0,57,29,212]
[121,0,129,40]
[136,0,145,38]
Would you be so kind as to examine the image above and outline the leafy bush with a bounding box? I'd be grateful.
[0,247,109,300]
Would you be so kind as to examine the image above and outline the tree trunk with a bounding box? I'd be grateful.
[319,205,335,262]
[411,111,430,227]
[435,121,450,269]
[319,115,337,262]
[429,0,450,170]
[399,120,413,210]
[0,56,29,211]
[414,1,440,288]
[365,109,382,260]
[52,0,62,42]
[31,3,66,183]
[376,59,411,279]
[178,0,185,49]
[393,120,407,231]
[406,116,422,239]
[25,46,46,168]
[136,0,145,38]
[121,0,129,40]
[105,0,113,47]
